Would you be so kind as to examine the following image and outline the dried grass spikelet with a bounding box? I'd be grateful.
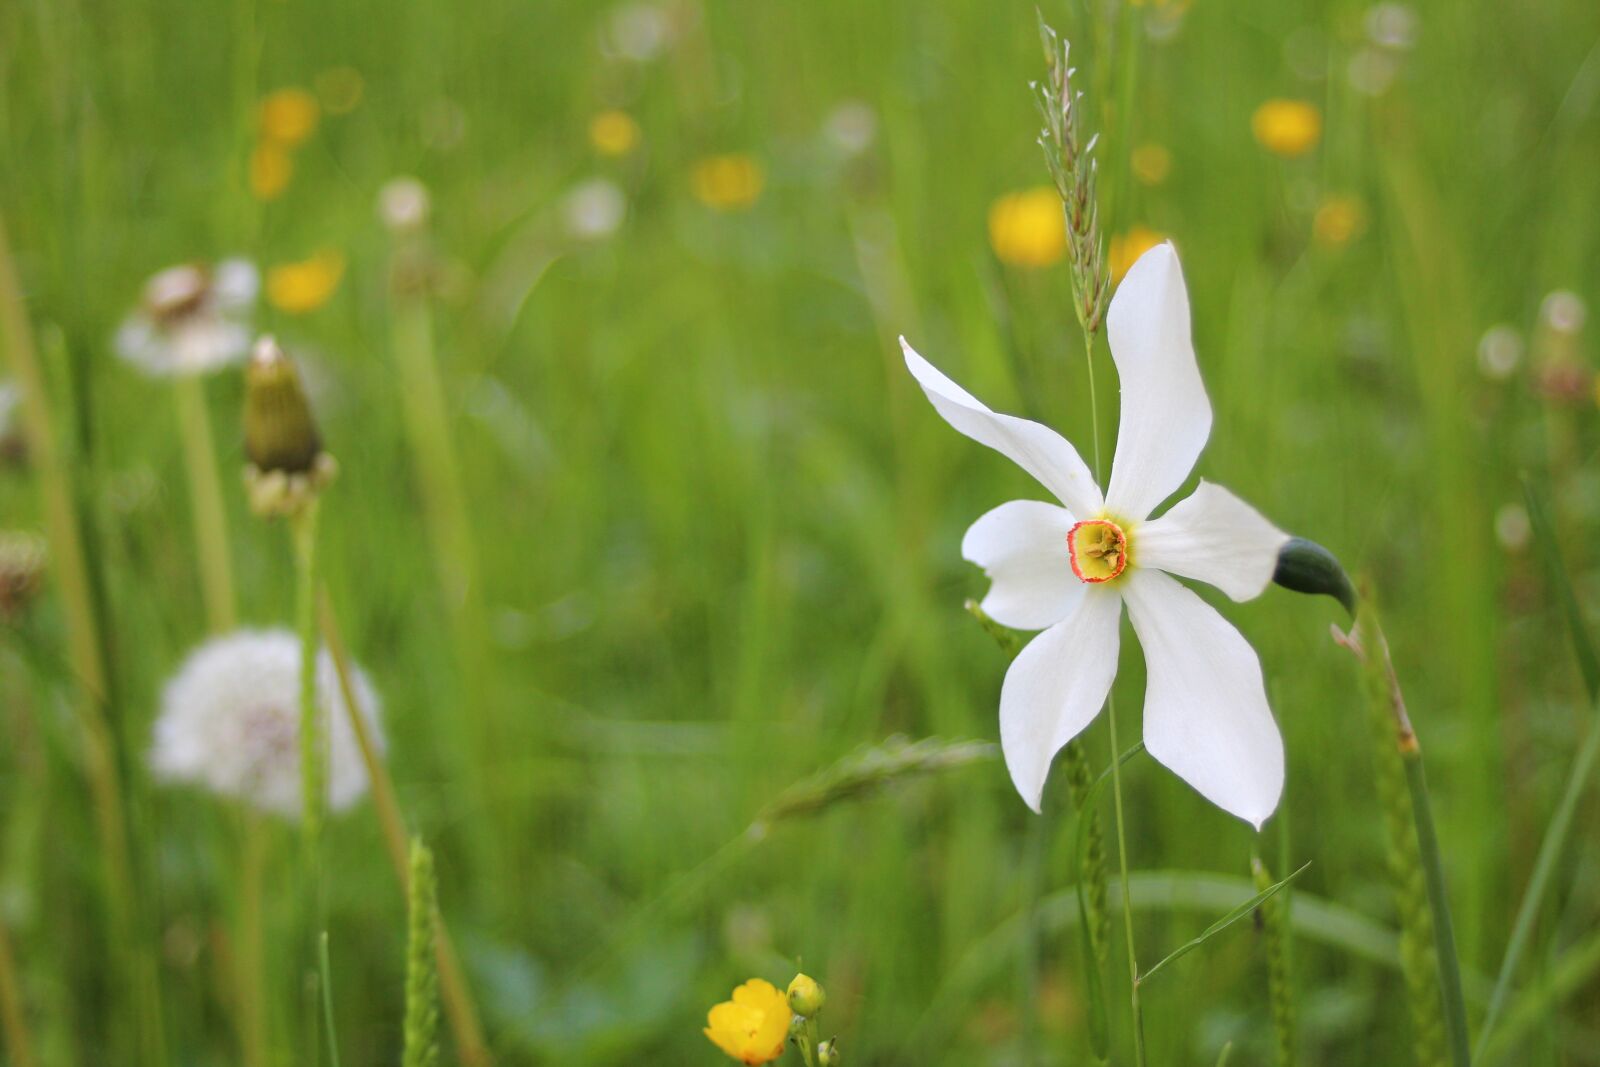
[242,336,336,518]
[1034,18,1110,335]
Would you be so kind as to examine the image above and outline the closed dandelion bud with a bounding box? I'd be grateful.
[243,336,336,517]
[817,1038,841,1066]
[1272,537,1357,616]
[787,973,826,1018]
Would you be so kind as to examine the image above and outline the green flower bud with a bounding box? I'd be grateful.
[1272,537,1357,616]
[244,335,322,474]
[817,1038,840,1066]
[787,973,826,1018]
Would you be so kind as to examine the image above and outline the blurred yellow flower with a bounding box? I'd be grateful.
[1252,99,1322,158]
[1110,225,1165,283]
[266,251,345,314]
[691,154,765,212]
[315,67,365,115]
[249,144,294,201]
[590,109,641,156]
[1131,143,1172,186]
[987,187,1066,269]
[258,88,321,148]
[1313,194,1366,247]
[704,979,790,1065]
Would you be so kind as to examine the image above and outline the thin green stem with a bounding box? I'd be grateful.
[174,373,237,633]
[319,932,342,1067]
[292,500,324,857]
[1403,747,1471,1067]
[1106,694,1146,1067]
[1081,326,1103,484]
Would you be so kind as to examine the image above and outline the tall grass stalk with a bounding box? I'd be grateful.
[0,213,164,1065]
[402,840,441,1067]
[319,593,492,1067]
[1346,604,1463,1067]
[1106,694,1146,1066]
[1476,482,1600,1054]
[173,373,237,632]
[1252,852,1296,1067]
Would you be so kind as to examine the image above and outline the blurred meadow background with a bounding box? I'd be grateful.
[3,0,1600,1063]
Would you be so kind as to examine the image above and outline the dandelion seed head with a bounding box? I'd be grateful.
[563,178,627,240]
[115,259,259,378]
[378,177,432,234]
[150,629,383,819]
[1494,503,1531,553]
[1347,47,1400,97]
[1542,290,1587,335]
[823,100,877,158]
[1364,4,1419,51]
[1477,325,1523,381]
[604,2,674,62]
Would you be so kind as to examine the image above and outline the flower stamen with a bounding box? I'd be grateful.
[1068,518,1130,583]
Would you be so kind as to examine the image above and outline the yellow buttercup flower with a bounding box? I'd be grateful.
[1313,194,1366,247]
[258,88,321,148]
[266,250,345,314]
[987,187,1066,269]
[1131,142,1172,186]
[590,109,641,157]
[704,979,790,1065]
[691,154,765,212]
[249,144,294,201]
[1109,225,1165,283]
[1252,99,1322,159]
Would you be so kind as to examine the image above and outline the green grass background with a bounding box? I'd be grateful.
[3,0,1600,1063]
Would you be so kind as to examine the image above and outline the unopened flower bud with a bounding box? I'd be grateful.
[0,530,47,620]
[817,1038,841,1066]
[787,973,826,1018]
[1272,537,1357,616]
[243,336,336,517]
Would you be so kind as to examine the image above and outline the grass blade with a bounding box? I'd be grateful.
[1477,479,1600,1054]
[1137,862,1311,985]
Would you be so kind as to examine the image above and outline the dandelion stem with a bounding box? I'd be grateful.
[236,813,269,1067]
[319,932,342,1067]
[319,592,492,1067]
[291,499,324,858]
[1106,694,1146,1067]
[173,372,237,632]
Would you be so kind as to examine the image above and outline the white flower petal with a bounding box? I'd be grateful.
[962,500,1084,631]
[1000,587,1122,812]
[903,337,1103,518]
[1136,481,1290,602]
[1123,568,1284,828]
[1104,243,1212,521]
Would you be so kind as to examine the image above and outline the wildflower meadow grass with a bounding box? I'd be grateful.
[2,1,1600,1064]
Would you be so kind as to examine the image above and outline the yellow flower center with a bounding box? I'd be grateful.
[1068,518,1130,584]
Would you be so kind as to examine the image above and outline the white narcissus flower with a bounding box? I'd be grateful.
[904,242,1290,828]
[114,259,259,378]
[150,629,383,818]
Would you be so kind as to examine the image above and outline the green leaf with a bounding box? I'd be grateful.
[1137,861,1312,985]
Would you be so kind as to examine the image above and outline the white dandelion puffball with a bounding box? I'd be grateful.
[150,629,384,818]
[115,259,259,378]
[378,176,432,234]
[563,178,627,240]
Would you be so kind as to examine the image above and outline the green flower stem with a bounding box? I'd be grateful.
[0,910,37,1067]
[173,372,237,633]
[291,499,323,858]
[1106,694,1147,1067]
[237,814,269,1067]
[319,931,342,1067]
